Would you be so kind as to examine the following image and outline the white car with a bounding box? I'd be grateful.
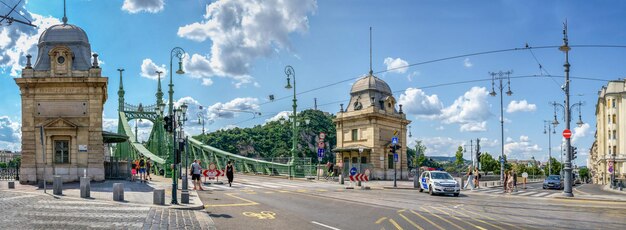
[418,171,460,196]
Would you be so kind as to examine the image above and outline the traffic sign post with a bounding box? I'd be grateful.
[394,153,398,162]
[392,136,398,145]
[317,148,325,180]
[350,167,357,176]
[562,129,572,139]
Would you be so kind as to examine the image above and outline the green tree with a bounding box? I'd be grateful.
[455,146,464,168]
[406,148,416,169]
[579,167,589,182]
[8,156,20,168]
[0,162,6,169]
[410,141,427,168]
[479,152,498,173]
[545,157,562,176]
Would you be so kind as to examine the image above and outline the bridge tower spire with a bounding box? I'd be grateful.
[156,71,164,106]
[117,68,125,112]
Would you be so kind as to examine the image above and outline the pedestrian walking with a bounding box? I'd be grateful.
[138,156,146,182]
[130,160,137,182]
[506,171,514,193]
[463,166,475,190]
[226,160,234,187]
[474,168,480,189]
[146,159,152,181]
[512,171,518,192]
[191,159,203,190]
[503,170,509,192]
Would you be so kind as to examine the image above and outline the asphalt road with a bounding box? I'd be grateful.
[198,174,626,230]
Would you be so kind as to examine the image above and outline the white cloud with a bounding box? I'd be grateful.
[407,71,419,82]
[177,0,317,79]
[0,5,61,76]
[463,58,473,68]
[102,118,118,132]
[506,100,537,113]
[460,121,486,132]
[420,137,464,157]
[201,78,214,86]
[572,123,590,144]
[0,116,21,151]
[265,111,291,123]
[122,0,164,14]
[398,88,443,117]
[207,97,260,120]
[504,135,542,160]
[383,57,409,74]
[140,59,167,80]
[440,87,491,132]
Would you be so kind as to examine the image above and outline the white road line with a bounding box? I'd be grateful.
[510,191,525,195]
[267,182,300,188]
[257,183,283,188]
[517,191,538,196]
[311,221,341,230]
[239,183,263,189]
[0,194,40,201]
[531,192,550,197]
[481,189,501,193]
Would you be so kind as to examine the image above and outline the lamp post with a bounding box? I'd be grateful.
[544,119,557,175]
[489,70,513,182]
[156,103,165,175]
[197,110,205,135]
[177,103,189,204]
[284,65,297,178]
[168,47,185,205]
[611,152,616,188]
[550,98,584,197]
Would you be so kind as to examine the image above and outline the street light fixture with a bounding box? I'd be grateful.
[544,120,556,175]
[489,70,513,183]
[168,47,185,205]
[283,65,298,178]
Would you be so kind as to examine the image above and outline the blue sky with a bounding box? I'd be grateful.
[2,0,626,167]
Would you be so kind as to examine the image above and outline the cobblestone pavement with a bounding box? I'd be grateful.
[0,190,215,229]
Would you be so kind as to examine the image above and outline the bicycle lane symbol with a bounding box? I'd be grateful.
[242,211,276,220]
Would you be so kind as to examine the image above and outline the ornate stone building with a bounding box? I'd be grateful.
[14,16,108,183]
[590,79,625,185]
[333,71,411,180]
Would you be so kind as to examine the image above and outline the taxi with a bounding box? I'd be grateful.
[418,170,460,196]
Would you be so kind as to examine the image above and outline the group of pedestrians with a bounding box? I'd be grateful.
[463,166,481,190]
[130,156,152,183]
[503,170,517,193]
[188,159,235,190]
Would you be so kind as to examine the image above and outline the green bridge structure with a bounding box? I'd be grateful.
[112,70,311,178]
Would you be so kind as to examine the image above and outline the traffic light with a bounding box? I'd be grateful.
[571,146,578,160]
[389,145,394,153]
[163,115,172,133]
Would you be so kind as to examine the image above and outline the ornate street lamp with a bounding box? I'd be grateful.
[284,65,297,178]
[168,47,185,205]
[489,70,513,182]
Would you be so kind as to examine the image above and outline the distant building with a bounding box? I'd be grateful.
[0,150,21,163]
[590,79,625,185]
[333,71,411,180]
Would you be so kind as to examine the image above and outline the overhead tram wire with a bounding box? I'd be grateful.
[261,44,626,107]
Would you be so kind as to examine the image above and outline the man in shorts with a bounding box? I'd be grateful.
[138,156,146,183]
[191,160,203,190]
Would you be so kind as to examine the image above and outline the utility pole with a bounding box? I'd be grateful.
[314,98,318,110]
[559,21,574,197]
[489,70,513,182]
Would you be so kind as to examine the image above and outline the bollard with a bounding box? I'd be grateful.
[8,181,15,189]
[80,177,90,198]
[113,183,124,201]
[181,190,190,204]
[53,176,62,195]
[413,175,419,188]
[339,174,344,185]
[153,189,165,205]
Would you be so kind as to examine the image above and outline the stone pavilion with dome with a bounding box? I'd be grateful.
[333,70,411,180]
[14,12,108,184]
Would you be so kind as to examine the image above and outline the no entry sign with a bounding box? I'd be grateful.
[563,129,572,139]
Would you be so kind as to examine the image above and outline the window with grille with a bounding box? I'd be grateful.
[54,140,69,164]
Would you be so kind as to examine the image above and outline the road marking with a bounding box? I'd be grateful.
[516,191,537,196]
[444,207,505,230]
[408,209,444,230]
[0,194,40,201]
[242,211,276,220]
[311,221,342,230]
[397,212,424,230]
[204,193,258,208]
[388,218,403,230]
[264,191,274,194]
[531,192,550,197]
[317,189,328,192]
[241,183,263,189]
[459,207,523,230]
[296,189,308,193]
[430,207,486,230]
[375,217,388,224]
[419,207,463,230]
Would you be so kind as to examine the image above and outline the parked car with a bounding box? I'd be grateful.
[418,171,460,196]
[543,175,563,189]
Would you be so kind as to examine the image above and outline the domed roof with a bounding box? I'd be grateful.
[33,23,93,72]
[350,74,392,95]
[38,24,89,44]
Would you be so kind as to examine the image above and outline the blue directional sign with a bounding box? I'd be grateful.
[350,167,357,176]
[317,148,325,158]
[500,158,505,163]
[394,153,398,162]
[391,136,398,145]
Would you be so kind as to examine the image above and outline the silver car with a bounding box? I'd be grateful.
[419,171,460,196]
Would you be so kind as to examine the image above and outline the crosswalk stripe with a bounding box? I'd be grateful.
[239,183,263,189]
[516,191,537,196]
[531,192,550,197]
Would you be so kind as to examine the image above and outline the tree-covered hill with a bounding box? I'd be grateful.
[194,109,337,163]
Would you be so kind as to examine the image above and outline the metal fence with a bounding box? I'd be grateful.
[0,168,19,181]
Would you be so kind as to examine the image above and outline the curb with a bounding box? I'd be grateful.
[552,196,626,203]
[382,186,418,190]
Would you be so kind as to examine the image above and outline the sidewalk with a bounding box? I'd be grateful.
[0,175,204,209]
